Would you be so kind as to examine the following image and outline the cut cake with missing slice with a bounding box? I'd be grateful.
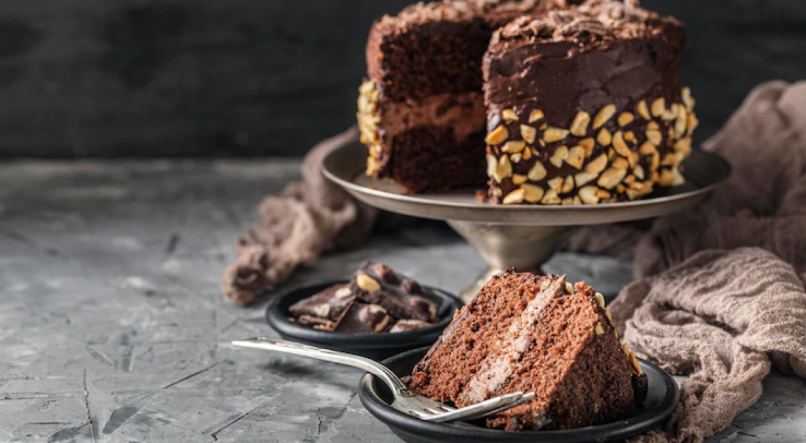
[357,0,549,193]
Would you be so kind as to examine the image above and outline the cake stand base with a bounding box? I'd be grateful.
[447,221,575,302]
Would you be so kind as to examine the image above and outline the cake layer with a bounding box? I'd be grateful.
[483,1,696,205]
[483,282,640,430]
[406,270,559,402]
[457,274,567,405]
[358,83,488,192]
[358,0,549,192]
[405,269,647,431]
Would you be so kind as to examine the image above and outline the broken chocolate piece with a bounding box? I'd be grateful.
[371,262,399,284]
[390,319,433,333]
[286,261,444,334]
[288,284,354,322]
[334,303,395,333]
[401,278,421,294]
[350,261,442,322]
[295,314,337,332]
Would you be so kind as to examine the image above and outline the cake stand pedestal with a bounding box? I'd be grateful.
[323,142,730,303]
[446,223,574,300]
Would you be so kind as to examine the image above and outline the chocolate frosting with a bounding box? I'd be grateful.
[483,0,688,204]
[484,2,686,129]
[365,0,553,103]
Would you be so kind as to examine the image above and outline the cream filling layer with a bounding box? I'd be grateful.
[379,91,486,143]
[458,275,568,406]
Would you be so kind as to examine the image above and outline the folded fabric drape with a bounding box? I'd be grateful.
[597,81,806,442]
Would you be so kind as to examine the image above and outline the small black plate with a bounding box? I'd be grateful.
[358,347,680,443]
[266,280,463,360]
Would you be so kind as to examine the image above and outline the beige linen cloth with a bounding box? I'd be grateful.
[602,81,806,443]
[221,81,806,442]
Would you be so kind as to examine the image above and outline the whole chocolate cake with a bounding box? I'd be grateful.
[405,270,647,431]
[357,0,697,204]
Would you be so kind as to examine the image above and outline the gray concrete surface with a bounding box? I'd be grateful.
[0,161,804,442]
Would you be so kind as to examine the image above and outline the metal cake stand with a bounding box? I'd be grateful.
[323,142,731,302]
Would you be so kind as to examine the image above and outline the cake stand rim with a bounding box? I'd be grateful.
[322,142,731,226]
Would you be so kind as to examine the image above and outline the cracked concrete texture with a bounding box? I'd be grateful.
[0,161,804,443]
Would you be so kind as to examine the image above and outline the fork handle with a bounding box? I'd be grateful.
[232,337,412,397]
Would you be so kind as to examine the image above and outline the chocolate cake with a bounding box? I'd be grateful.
[357,0,697,204]
[357,0,547,193]
[287,261,443,333]
[405,270,647,431]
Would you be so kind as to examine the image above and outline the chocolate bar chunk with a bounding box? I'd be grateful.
[287,262,443,334]
[295,314,338,332]
[334,303,395,334]
[350,261,442,322]
[288,284,354,322]
[389,319,433,333]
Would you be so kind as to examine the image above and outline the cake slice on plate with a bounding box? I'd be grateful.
[405,269,647,431]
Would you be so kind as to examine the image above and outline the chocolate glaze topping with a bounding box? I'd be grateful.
[365,0,554,103]
[485,1,685,127]
[483,0,688,204]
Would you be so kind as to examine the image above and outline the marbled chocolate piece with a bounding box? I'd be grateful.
[288,283,354,322]
[295,314,338,332]
[287,261,442,334]
[350,261,442,322]
[390,319,433,333]
[334,303,395,334]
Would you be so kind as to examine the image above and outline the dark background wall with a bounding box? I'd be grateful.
[0,0,803,158]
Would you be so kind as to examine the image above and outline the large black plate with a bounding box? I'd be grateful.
[266,280,463,360]
[359,347,679,443]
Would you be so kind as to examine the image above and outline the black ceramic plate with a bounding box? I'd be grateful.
[359,347,679,443]
[266,280,463,360]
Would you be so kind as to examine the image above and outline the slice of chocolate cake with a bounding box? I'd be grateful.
[358,0,548,193]
[405,269,646,431]
[483,1,696,204]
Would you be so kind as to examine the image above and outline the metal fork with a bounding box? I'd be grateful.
[232,337,534,423]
